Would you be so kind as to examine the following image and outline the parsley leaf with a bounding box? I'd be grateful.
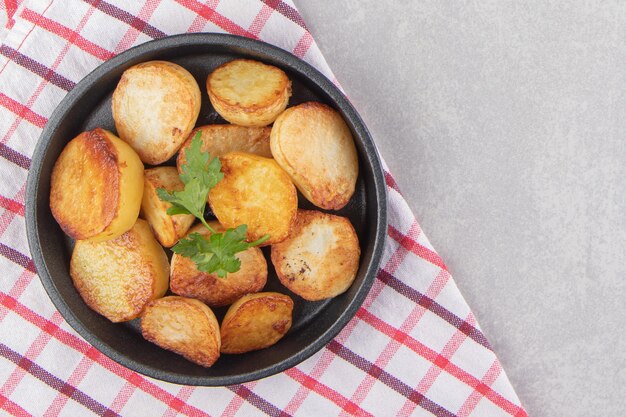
[156,132,223,224]
[172,225,268,278]
[157,132,269,278]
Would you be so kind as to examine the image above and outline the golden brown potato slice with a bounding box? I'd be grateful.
[50,128,144,242]
[206,59,291,127]
[141,166,195,247]
[70,219,169,322]
[271,210,360,301]
[220,292,293,354]
[208,152,297,245]
[141,296,220,367]
[170,222,267,306]
[112,60,201,165]
[271,102,359,210]
[176,124,272,172]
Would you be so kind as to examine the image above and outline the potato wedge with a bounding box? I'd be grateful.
[208,152,297,245]
[220,292,293,354]
[50,128,144,242]
[141,166,195,247]
[141,296,220,367]
[206,59,291,127]
[112,60,201,165]
[271,102,359,210]
[271,210,360,301]
[176,124,272,172]
[170,222,267,306]
[70,219,169,322]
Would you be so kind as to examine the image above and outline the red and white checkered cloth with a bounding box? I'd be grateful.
[0,1,528,416]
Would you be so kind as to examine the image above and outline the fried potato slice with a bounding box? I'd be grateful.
[220,292,293,354]
[271,102,359,210]
[112,60,201,165]
[141,296,221,367]
[170,222,267,306]
[208,152,297,245]
[70,219,169,322]
[271,210,360,301]
[176,124,272,172]
[206,59,291,127]
[141,166,195,247]
[50,128,144,242]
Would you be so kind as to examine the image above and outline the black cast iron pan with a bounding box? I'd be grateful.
[25,33,387,386]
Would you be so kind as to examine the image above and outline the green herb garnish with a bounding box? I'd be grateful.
[157,132,269,278]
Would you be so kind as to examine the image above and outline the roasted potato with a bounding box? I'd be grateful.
[208,152,297,245]
[271,102,359,210]
[271,210,360,301]
[141,296,220,367]
[141,166,195,247]
[50,128,144,242]
[176,124,272,172]
[220,292,293,354]
[170,222,267,306]
[70,219,169,322]
[112,60,201,165]
[206,59,291,127]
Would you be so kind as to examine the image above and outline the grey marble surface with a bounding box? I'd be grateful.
[295,1,626,416]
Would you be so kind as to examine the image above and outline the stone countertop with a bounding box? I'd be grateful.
[295,1,626,416]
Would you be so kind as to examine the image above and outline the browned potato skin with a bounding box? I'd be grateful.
[50,128,144,241]
[220,292,293,354]
[271,210,360,301]
[176,124,272,173]
[208,152,297,245]
[141,166,195,247]
[70,219,169,323]
[170,222,267,306]
[206,59,291,127]
[141,296,221,367]
[270,102,359,210]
